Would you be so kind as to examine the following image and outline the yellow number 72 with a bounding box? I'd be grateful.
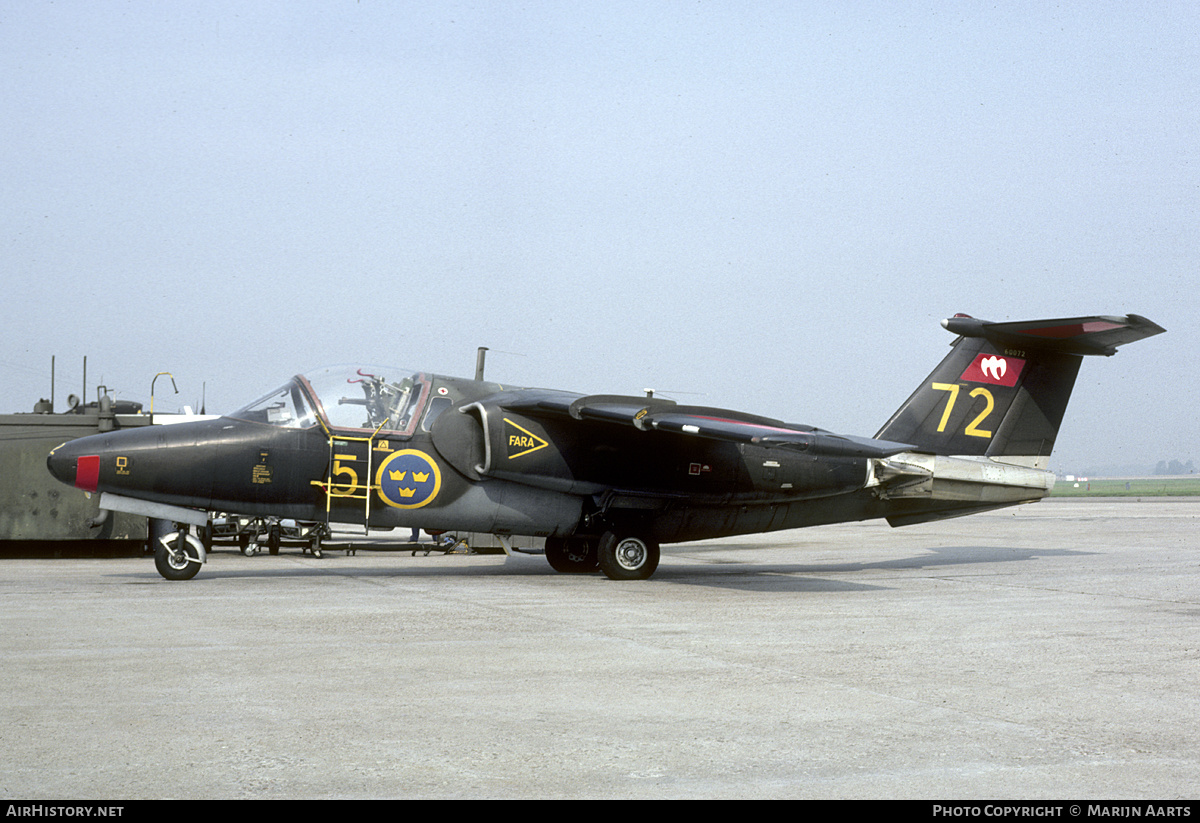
[931,383,995,439]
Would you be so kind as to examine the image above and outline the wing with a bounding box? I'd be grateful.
[503,393,913,459]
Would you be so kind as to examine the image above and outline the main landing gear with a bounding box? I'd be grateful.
[544,536,599,574]
[545,531,661,581]
[597,532,660,581]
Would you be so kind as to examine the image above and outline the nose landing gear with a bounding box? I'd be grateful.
[154,529,206,581]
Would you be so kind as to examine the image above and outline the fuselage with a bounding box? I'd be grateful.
[46,364,880,544]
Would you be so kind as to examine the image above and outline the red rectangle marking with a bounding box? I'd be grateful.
[76,454,100,492]
[960,354,1025,387]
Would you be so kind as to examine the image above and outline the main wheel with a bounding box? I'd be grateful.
[597,532,660,581]
[154,531,203,581]
[544,536,599,573]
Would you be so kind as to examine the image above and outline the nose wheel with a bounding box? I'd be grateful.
[154,530,205,581]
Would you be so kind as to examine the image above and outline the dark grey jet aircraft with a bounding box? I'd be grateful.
[47,312,1164,581]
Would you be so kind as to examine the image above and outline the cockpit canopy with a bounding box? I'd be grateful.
[229,366,433,437]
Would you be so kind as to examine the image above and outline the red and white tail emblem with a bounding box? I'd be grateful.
[961,353,1024,387]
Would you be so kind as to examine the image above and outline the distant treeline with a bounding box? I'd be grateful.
[1154,459,1195,475]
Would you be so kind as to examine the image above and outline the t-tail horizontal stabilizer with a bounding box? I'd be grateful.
[940,313,1165,357]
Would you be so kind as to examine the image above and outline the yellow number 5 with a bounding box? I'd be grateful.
[331,455,360,496]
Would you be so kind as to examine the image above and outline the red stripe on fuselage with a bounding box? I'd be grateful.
[691,416,799,434]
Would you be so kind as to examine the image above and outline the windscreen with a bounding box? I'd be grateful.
[228,380,316,429]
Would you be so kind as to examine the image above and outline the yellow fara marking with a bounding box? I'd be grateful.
[504,418,549,459]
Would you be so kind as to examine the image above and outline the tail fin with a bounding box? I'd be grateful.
[875,314,1165,466]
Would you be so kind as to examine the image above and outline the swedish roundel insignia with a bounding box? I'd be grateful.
[375,449,442,509]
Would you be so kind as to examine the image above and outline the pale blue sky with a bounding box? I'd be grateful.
[3,1,1195,473]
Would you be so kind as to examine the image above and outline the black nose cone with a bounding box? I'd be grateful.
[47,441,98,491]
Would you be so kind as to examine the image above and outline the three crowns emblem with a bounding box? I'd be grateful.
[376,450,441,509]
[388,470,430,483]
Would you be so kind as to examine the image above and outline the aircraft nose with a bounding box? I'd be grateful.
[47,441,99,492]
